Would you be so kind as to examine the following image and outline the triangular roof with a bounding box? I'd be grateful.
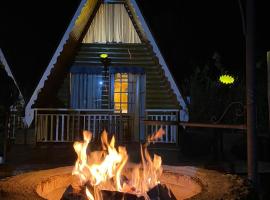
[0,48,25,104]
[25,0,187,126]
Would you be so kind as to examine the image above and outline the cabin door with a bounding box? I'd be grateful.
[111,73,145,142]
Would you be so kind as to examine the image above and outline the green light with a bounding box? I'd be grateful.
[219,74,235,85]
[100,53,108,59]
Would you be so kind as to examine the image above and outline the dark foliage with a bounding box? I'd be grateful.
[181,53,245,124]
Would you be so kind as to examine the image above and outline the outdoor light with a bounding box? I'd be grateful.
[219,74,235,85]
[100,53,110,67]
[99,81,103,85]
[100,53,108,59]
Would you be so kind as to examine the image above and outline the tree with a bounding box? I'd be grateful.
[0,63,19,162]
[182,53,245,124]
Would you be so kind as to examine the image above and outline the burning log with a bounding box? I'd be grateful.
[61,183,176,200]
[61,185,87,200]
[102,184,176,200]
[147,184,177,200]
[61,182,102,200]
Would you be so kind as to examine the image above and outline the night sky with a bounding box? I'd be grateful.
[0,0,269,99]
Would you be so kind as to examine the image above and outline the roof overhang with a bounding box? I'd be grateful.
[0,48,25,104]
[127,0,187,110]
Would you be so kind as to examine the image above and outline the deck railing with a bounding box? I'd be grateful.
[8,110,24,139]
[145,109,179,143]
[34,108,180,143]
[34,108,132,142]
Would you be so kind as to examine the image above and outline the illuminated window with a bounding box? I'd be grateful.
[114,73,129,113]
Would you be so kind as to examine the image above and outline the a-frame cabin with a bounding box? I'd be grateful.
[25,0,188,143]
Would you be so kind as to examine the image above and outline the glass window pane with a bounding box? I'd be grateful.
[121,103,128,113]
[121,93,128,103]
[115,73,121,80]
[114,93,121,103]
[122,82,128,92]
[114,82,121,92]
[114,103,121,111]
[122,73,128,79]
[122,75,128,82]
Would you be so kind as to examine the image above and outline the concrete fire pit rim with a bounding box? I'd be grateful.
[0,165,250,200]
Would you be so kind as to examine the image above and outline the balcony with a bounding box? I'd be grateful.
[34,108,179,143]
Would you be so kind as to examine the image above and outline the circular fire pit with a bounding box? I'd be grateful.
[0,165,250,200]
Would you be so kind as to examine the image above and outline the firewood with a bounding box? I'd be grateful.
[101,190,145,200]
[61,183,176,200]
[60,185,87,200]
[147,184,177,200]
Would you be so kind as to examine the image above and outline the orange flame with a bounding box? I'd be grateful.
[72,128,164,199]
[127,128,164,195]
[147,128,166,143]
[85,187,94,200]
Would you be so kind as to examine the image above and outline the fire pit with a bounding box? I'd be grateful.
[0,165,250,200]
[0,130,250,199]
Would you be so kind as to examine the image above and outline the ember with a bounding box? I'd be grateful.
[69,129,174,200]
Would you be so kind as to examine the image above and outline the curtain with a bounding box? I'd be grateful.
[82,4,141,43]
[128,73,136,113]
[110,74,115,109]
[71,74,102,109]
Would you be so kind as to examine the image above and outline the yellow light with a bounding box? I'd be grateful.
[219,74,235,85]
[114,73,128,113]
[100,53,108,59]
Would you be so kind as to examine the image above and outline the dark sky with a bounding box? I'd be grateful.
[0,0,270,98]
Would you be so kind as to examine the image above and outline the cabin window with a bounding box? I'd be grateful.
[112,73,138,113]
[114,73,129,113]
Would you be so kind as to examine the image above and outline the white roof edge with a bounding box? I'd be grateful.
[130,0,187,110]
[0,48,24,102]
[24,0,88,126]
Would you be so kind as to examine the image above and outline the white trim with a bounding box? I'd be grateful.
[145,109,179,112]
[129,0,187,111]
[0,48,24,102]
[24,0,88,126]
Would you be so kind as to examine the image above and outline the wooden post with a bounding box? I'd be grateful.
[267,51,270,132]
[246,0,257,186]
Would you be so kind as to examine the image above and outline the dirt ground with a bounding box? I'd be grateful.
[0,143,269,199]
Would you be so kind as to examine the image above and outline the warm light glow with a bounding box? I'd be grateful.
[72,128,165,199]
[128,128,164,194]
[99,53,108,59]
[85,187,94,200]
[72,130,128,199]
[219,74,235,85]
[114,73,128,113]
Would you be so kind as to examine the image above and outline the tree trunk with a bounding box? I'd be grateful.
[246,0,257,186]
[267,51,270,132]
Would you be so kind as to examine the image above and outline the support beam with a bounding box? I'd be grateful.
[267,51,270,132]
[143,120,247,130]
[246,0,257,187]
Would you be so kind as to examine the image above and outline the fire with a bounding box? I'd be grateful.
[72,128,165,199]
[85,187,94,200]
